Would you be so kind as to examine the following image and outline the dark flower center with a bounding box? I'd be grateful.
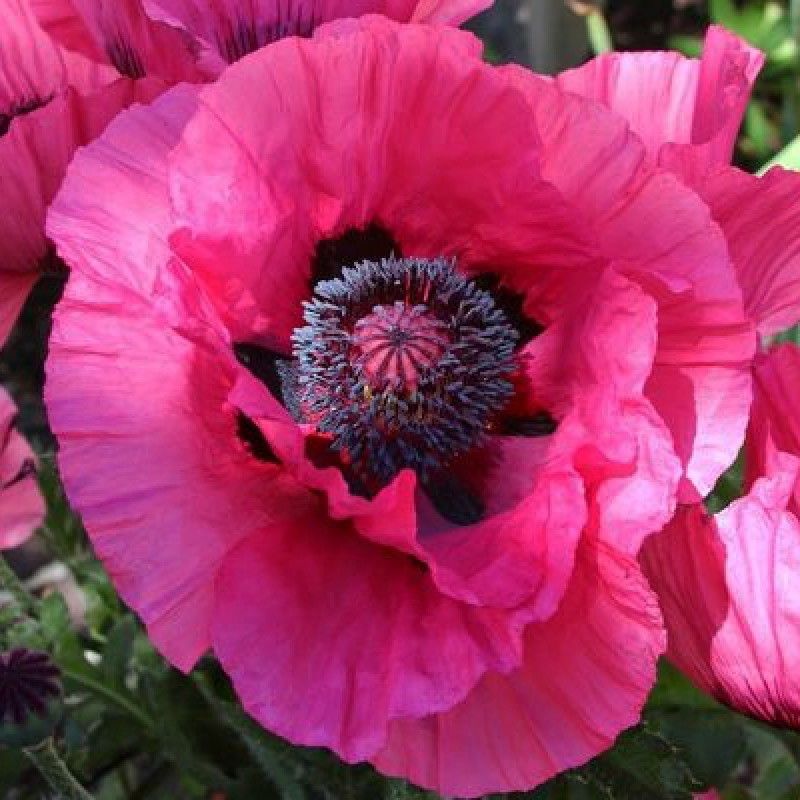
[218,4,324,63]
[292,256,518,491]
[0,649,61,727]
[106,34,146,79]
[0,95,52,138]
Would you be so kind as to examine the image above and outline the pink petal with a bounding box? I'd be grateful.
[702,167,800,337]
[749,344,800,514]
[0,0,165,344]
[230,361,584,620]
[642,446,800,728]
[143,0,485,74]
[712,461,800,726]
[558,25,763,183]
[168,19,596,345]
[45,87,255,671]
[522,267,681,555]
[372,539,665,797]
[411,0,492,24]
[1,79,163,321]
[511,68,753,496]
[28,0,106,62]
[639,504,729,693]
[0,389,44,550]
[0,0,67,109]
[32,0,204,81]
[211,513,530,763]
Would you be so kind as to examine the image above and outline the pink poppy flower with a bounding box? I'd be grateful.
[0,389,43,550]
[44,18,759,796]
[0,0,165,346]
[642,345,800,729]
[572,26,800,731]
[559,24,764,188]
[32,0,492,79]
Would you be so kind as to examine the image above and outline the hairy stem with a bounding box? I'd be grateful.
[24,738,94,800]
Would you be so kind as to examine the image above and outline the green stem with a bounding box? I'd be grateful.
[24,738,94,800]
[0,554,39,617]
[791,0,800,40]
[586,8,613,55]
[62,668,155,731]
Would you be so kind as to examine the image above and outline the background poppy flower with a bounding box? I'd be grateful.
[0,0,167,347]
[642,344,800,730]
[44,17,765,797]
[570,23,800,732]
[0,388,43,550]
[32,0,493,78]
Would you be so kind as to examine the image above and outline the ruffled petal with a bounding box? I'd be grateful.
[511,67,753,496]
[211,511,529,763]
[45,87,259,671]
[702,167,800,337]
[639,505,730,693]
[372,539,665,797]
[523,268,681,554]
[168,18,597,345]
[711,460,800,726]
[748,344,800,512]
[32,0,203,81]
[0,77,164,342]
[230,359,585,620]
[0,0,67,111]
[0,390,43,550]
[411,0,491,24]
[642,457,800,728]
[558,25,763,183]
[0,0,165,343]
[142,0,486,74]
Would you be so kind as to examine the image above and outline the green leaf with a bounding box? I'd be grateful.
[744,100,778,161]
[705,449,745,515]
[384,779,439,799]
[40,593,71,643]
[529,723,701,800]
[650,710,746,789]
[710,0,742,30]
[647,661,719,711]
[0,749,27,795]
[759,133,800,174]
[101,616,138,689]
[668,35,703,57]
[193,674,305,800]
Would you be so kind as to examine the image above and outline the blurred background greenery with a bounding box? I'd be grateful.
[4,2,800,798]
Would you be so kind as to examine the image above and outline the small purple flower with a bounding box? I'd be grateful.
[0,649,61,728]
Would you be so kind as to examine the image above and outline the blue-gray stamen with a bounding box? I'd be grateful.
[292,256,518,490]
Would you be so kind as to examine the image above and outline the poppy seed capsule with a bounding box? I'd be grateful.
[293,256,518,490]
[0,649,62,748]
